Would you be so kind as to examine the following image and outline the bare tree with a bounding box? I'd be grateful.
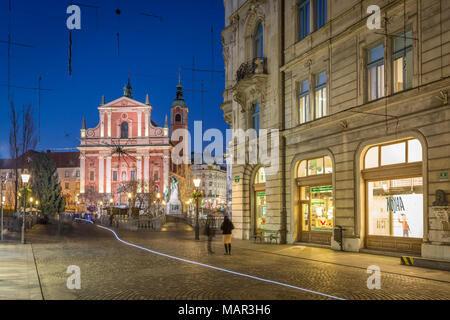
[9,100,20,212]
[20,104,37,157]
[9,102,38,212]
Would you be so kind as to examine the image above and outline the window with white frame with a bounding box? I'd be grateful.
[367,44,385,101]
[392,30,413,93]
[314,71,327,119]
[298,79,310,124]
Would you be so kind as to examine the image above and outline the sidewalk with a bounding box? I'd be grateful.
[0,243,43,300]
[226,239,450,283]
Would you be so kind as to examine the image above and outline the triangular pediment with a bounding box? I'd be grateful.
[101,96,151,109]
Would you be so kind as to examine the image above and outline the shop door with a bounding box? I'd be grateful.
[298,186,333,245]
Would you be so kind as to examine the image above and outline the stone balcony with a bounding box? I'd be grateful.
[236,57,267,82]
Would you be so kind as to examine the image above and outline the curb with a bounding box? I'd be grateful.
[401,256,450,271]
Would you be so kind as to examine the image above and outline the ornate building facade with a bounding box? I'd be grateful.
[78,80,188,207]
[221,0,450,260]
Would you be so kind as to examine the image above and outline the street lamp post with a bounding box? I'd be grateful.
[193,178,201,240]
[21,172,31,244]
[128,193,132,217]
[156,192,161,215]
[1,175,5,241]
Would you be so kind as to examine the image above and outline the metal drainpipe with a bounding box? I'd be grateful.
[280,0,287,244]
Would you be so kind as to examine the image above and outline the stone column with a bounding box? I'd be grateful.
[145,111,149,137]
[137,111,142,137]
[100,111,104,137]
[163,153,169,196]
[136,156,142,193]
[80,155,85,194]
[144,156,150,193]
[98,156,104,194]
[107,111,112,137]
[106,156,112,194]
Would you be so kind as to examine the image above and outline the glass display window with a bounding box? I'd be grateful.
[367,177,423,238]
[255,192,267,230]
[300,185,333,232]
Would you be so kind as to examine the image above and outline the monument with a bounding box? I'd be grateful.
[166,176,182,215]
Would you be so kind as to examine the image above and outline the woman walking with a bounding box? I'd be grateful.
[220,215,234,255]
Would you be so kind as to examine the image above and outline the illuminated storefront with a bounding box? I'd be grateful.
[296,155,334,244]
[363,138,423,254]
[253,167,266,231]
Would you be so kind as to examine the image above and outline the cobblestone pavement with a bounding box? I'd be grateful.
[26,221,450,300]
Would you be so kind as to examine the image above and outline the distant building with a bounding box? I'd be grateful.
[0,150,80,212]
[190,161,227,211]
[78,79,189,207]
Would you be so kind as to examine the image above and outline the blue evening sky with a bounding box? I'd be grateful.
[0,0,227,158]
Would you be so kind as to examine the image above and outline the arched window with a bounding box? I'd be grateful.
[254,22,263,59]
[175,114,182,123]
[120,122,128,138]
[254,167,266,184]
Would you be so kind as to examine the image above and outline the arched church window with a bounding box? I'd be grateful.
[254,22,263,59]
[121,122,128,138]
[175,114,182,123]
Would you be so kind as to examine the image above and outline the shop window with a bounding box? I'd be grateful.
[367,177,423,238]
[297,156,332,178]
[297,80,310,124]
[297,0,310,41]
[393,30,413,93]
[255,191,266,230]
[314,71,327,119]
[408,139,422,163]
[364,139,421,169]
[301,186,334,232]
[367,44,385,101]
[381,142,406,166]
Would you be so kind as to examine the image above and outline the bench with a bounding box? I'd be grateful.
[253,229,280,244]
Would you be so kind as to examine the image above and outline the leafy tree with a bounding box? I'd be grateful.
[29,153,65,215]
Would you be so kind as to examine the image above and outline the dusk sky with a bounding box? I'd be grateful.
[0,0,227,158]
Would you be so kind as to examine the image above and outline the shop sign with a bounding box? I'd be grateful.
[311,185,333,192]
[386,196,405,213]
[234,176,240,183]
[440,171,448,180]
[256,192,266,197]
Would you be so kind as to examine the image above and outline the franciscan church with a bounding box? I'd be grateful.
[78,79,189,211]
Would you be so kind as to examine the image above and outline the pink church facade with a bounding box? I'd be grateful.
[78,81,186,206]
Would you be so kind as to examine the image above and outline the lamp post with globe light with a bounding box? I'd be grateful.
[21,171,31,244]
[193,178,202,240]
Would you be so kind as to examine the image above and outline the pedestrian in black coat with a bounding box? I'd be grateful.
[220,215,234,255]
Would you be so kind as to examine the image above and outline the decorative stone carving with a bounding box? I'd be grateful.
[433,189,448,206]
